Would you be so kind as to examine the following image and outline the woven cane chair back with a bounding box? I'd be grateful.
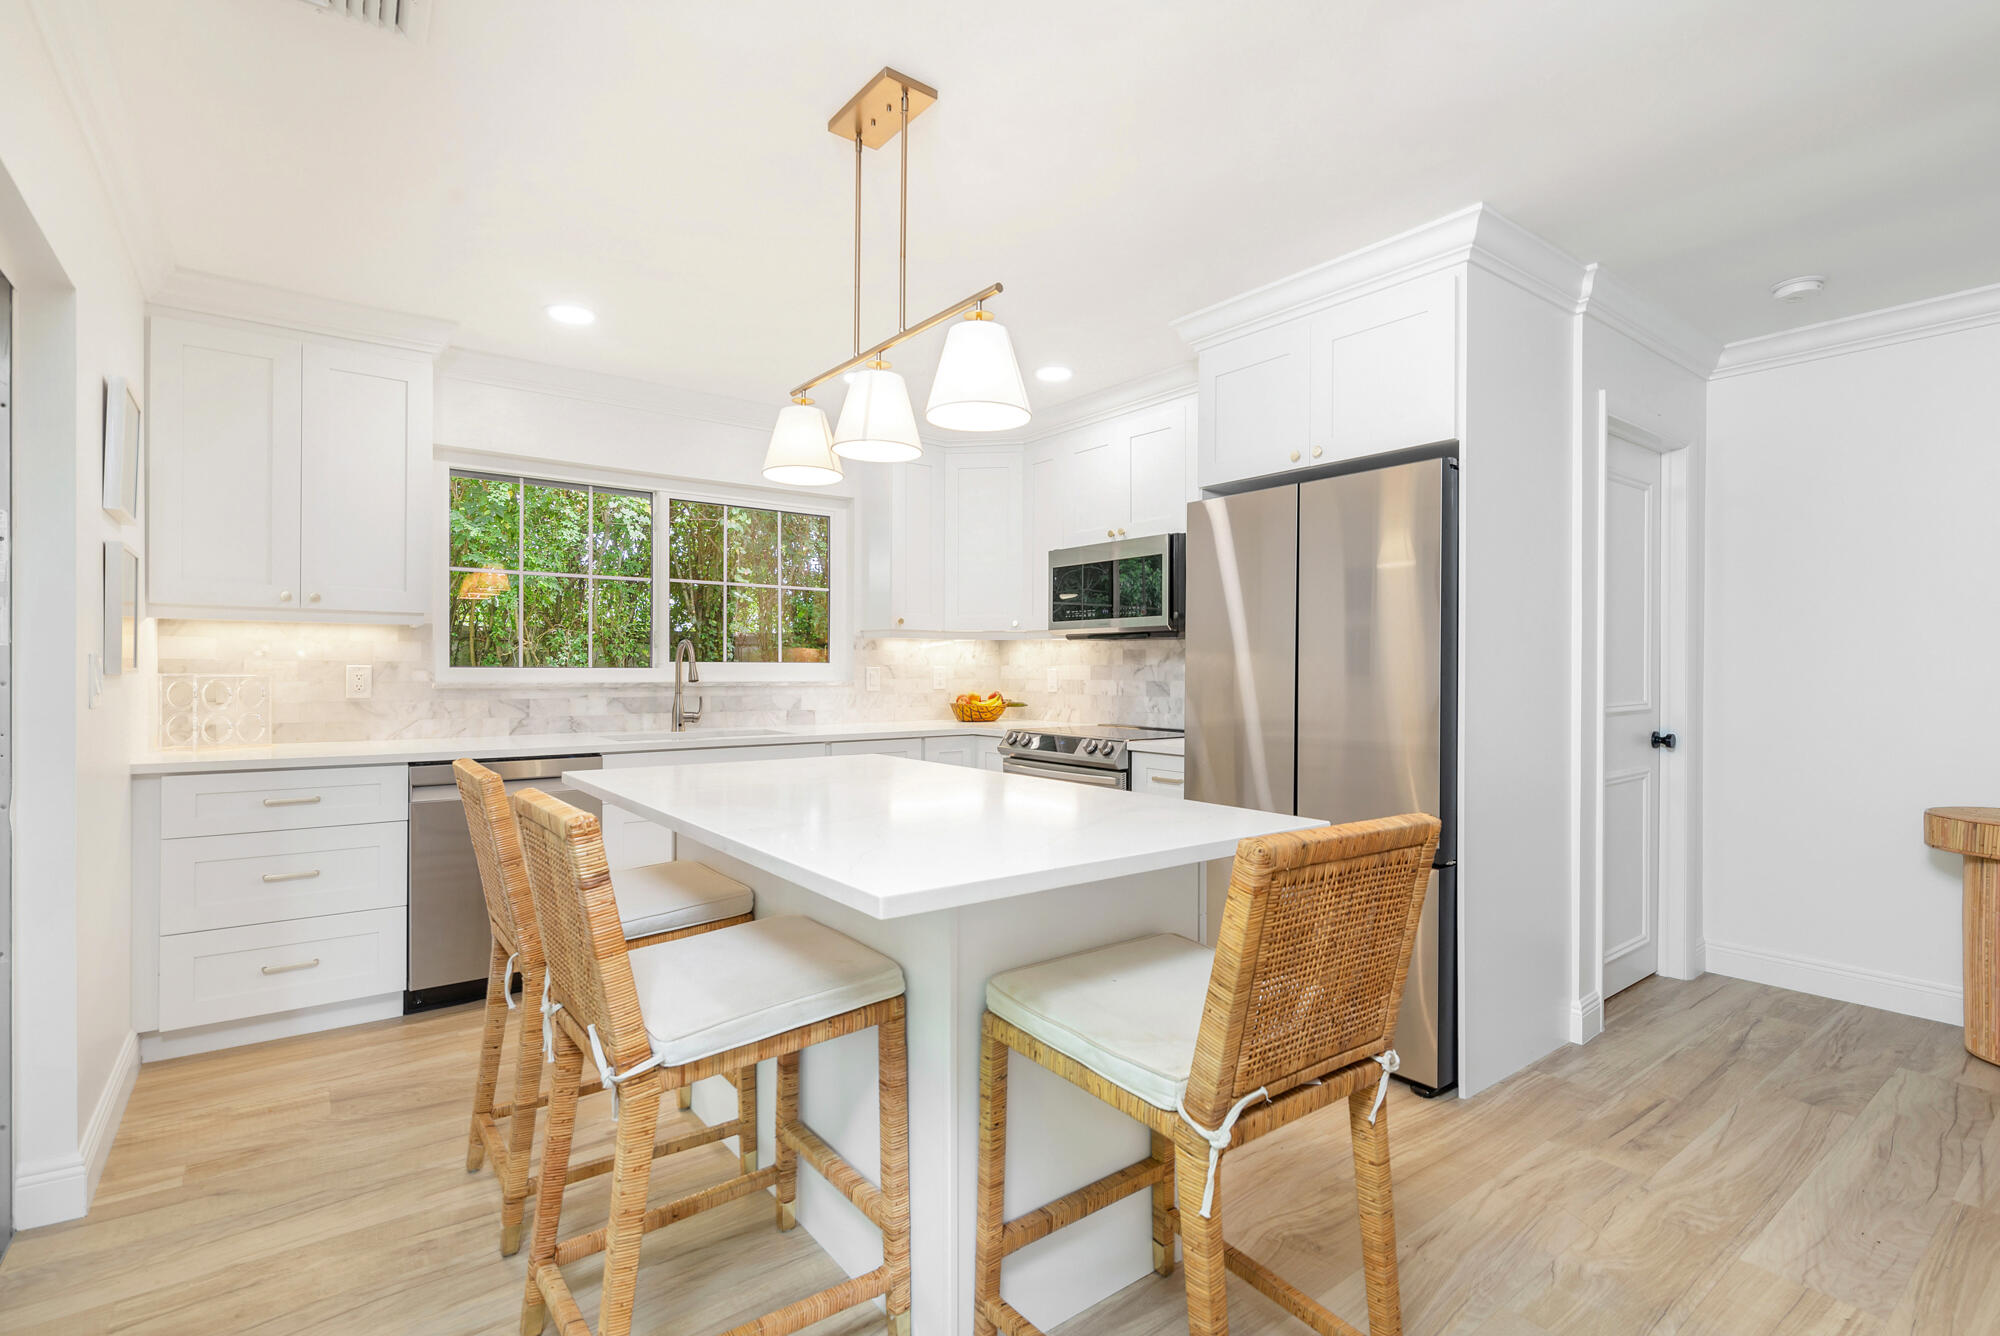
[453,759,540,962]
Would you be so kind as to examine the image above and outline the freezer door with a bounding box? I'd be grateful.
[1295,459,1444,828]
[1184,486,1298,817]
[1392,866,1456,1092]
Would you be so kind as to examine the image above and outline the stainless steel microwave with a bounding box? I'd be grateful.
[1047,532,1185,637]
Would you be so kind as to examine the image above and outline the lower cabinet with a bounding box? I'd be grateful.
[1131,751,1186,797]
[158,908,406,1032]
[829,738,924,760]
[920,735,982,767]
[600,743,830,869]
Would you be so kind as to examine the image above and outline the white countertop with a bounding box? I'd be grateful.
[1126,736,1184,756]
[566,753,1318,919]
[128,720,1034,776]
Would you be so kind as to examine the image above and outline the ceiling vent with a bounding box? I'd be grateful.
[291,0,430,39]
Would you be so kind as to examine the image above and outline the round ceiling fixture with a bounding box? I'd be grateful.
[545,303,596,326]
[1769,276,1826,304]
[1034,365,1073,384]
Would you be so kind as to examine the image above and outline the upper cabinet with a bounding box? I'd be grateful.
[1196,270,1458,490]
[1060,396,1195,547]
[885,454,943,631]
[149,316,434,622]
[942,450,1025,632]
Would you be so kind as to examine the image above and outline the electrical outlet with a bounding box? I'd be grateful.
[1047,668,1060,692]
[344,664,373,699]
[931,666,948,690]
[866,666,882,692]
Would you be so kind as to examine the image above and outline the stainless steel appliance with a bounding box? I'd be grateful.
[1047,533,1185,637]
[998,725,1184,788]
[405,754,604,1011]
[1186,448,1459,1095]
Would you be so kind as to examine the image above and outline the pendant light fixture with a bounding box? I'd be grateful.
[761,395,844,485]
[771,67,1028,473]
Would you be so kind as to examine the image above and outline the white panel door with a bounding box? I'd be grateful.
[1063,425,1129,546]
[1123,401,1189,538]
[943,449,1025,631]
[300,344,431,616]
[1197,317,1310,487]
[1022,443,1062,630]
[829,738,922,759]
[1308,270,1458,465]
[891,457,942,630]
[920,736,977,767]
[1602,437,1665,997]
[148,317,303,611]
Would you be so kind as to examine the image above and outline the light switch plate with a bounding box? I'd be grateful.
[866,666,882,692]
[345,664,373,699]
[931,666,948,689]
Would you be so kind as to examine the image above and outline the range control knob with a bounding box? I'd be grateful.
[1004,731,1017,745]
[1084,739,1101,754]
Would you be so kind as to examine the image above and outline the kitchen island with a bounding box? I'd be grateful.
[566,753,1320,1336]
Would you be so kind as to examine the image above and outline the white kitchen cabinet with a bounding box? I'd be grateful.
[829,737,923,760]
[920,735,981,767]
[148,317,305,611]
[157,907,406,1033]
[1059,398,1193,547]
[599,742,829,869]
[1308,269,1458,465]
[1198,318,1312,488]
[1022,441,1062,630]
[887,456,944,631]
[1131,751,1186,798]
[943,449,1026,632]
[977,744,1007,773]
[299,342,433,616]
[147,314,433,622]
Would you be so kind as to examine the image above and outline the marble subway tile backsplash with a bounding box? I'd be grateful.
[154,622,1183,744]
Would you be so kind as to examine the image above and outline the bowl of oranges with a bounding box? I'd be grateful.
[949,692,1022,724]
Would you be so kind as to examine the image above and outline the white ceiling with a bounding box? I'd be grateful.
[80,0,2000,415]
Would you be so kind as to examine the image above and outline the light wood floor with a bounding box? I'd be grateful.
[3,975,1996,1335]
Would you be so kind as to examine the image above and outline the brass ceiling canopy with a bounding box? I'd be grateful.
[827,67,937,149]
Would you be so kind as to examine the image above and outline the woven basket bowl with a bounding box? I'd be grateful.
[950,698,1010,723]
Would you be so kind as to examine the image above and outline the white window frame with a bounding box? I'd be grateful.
[431,455,853,686]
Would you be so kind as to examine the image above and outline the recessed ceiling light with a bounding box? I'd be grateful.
[1034,365,1072,383]
[1769,276,1825,303]
[545,303,596,326]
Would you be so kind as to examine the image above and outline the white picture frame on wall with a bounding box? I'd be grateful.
[104,540,140,676]
[103,375,141,523]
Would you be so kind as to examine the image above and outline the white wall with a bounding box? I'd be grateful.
[0,0,148,1226]
[1702,316,2000,1023]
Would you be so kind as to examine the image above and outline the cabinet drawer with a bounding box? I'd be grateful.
[161,765,408,837]
[161,822,408,934]
[1132,754,1186,798]
[158,908,406,1031]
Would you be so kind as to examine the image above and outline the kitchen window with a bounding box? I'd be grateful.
[444,469,836,676]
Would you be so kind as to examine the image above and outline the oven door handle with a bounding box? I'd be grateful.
[1002,756,1126,787]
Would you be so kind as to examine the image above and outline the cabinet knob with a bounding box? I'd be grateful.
[1106,529,1116,538]
[1289,450,1301,463]
[1312,446,1324,459]
[308,593,322,604]
[1010,619,1020,628]
[1117,528,1127,537]
[896,617,905,626]
[278,590,293,603]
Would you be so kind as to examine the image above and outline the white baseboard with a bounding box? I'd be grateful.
[12,1030,140,1228]
[1704,939,1962,1025]
[1568,991,1604,1044]
[139,993,403,1063]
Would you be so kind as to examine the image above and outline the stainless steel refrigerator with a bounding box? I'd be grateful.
[1185,448,1458,1095]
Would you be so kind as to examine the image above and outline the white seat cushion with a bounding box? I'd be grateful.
[985,933,1214,1110]
[616,860,754,939]
[627,915,904,1067]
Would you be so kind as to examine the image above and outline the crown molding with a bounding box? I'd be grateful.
[439,348,781,434]
[1578,265,1722,377]
[150,268,457,355]
[1172,204,1590,350]
[1711,281,2000,378]
[26,0,174,291]
[964,364,1198,447]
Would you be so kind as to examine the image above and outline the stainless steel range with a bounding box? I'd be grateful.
[997,725,1183,788]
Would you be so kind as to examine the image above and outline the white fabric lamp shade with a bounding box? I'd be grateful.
[761,401,843,486]
[832,365,924,462]
[926,315,1031,432]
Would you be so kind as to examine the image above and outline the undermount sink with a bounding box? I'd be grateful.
[611,728,788,742]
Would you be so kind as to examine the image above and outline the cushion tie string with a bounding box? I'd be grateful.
[540,973,562,1062]
[1368,1050,1400,1125]
[584,1023,666,1120]
[502,953,519,1010]
[1175,1086,1268,1218]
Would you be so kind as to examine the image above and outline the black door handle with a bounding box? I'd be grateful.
[1651,731,1678,750]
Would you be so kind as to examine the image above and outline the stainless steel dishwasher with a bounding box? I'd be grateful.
[405,755,603,1011]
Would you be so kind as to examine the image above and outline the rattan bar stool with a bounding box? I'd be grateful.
[972,813,1441,1336]
[455,758,757,1256]
[513,787,914,1336]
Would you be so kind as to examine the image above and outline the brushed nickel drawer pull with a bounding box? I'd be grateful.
[262,795,323,807]
[260,869,322,884]
[260,958,320,975]
[1151,775,1185,786]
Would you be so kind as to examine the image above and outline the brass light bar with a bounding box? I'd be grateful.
[789,282,1003,399]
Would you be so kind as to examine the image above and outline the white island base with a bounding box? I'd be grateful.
[566,754,1320,1336]
[686,837,1194,1336]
